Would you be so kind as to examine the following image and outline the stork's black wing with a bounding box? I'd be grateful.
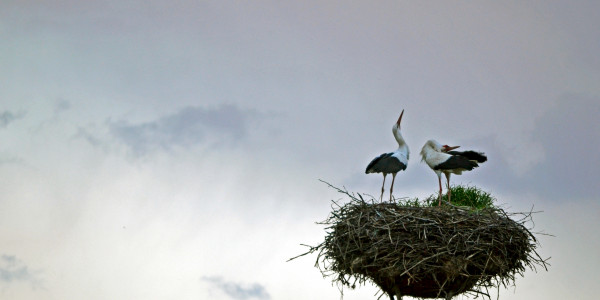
[447,150,487,163]
[366,153,407,174]
[434,155,478,171]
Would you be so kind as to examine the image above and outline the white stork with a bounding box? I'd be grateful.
[420,140,487,206]
[366,110,409,201]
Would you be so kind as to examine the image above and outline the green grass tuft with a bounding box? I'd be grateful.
[395,185,496,210]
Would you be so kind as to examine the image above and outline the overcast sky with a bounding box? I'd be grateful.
[1,1,599,299]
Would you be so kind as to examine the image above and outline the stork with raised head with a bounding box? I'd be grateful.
[366,110,409,201]
[420,140,486,206]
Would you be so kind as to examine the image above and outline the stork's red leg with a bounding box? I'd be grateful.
[380,174,387,201]
[390,173,397,201]
[438,174,442,206]
[446,174,452,204]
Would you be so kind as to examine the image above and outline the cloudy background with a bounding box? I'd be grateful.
[1,1,599,299]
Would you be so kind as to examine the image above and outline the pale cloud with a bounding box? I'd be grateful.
[0,255,41,288]
[103,104,260,156]
[527,94,600,199]
[73,127,105,148]
[456,94,600,202]
[54,100,71,114]
[0,111,25,128]
[202,276,271,300]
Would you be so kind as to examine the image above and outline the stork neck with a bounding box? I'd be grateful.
[394,130,409,160]
[394,130,406,147]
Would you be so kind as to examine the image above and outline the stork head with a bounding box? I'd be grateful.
[393,109,404,131]
[421,139,440,159]
[441,145,460,152]
[423,140,442,151]
[392,110,408,149]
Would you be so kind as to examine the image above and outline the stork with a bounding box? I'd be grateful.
[366,110,409,201]
[420,140,486,206]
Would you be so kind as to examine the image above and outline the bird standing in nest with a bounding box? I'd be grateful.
[420,139,486,205]
[366,110,409,201]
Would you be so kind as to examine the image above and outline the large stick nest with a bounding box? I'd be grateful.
[292,184,548,299]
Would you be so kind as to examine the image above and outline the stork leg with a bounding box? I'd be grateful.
[380,173,387,201]
[437,174,443,206]
[445,173,452,204]
[389,173,397,201]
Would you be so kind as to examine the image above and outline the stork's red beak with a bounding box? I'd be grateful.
[442,145,460,152]
[396,109,404,126]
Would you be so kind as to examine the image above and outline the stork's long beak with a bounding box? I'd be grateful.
[443,145,460,152]
[396,109,404,126]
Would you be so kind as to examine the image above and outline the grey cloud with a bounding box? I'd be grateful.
[202,276,270,300]
[55,100,71,114]
[108,104,258,156]
[0,111,25,128]
[469,95,599,201]
[0,254,39,287]
[73,127,106,148]
[0,155,24,166]
[527,94,600,199]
